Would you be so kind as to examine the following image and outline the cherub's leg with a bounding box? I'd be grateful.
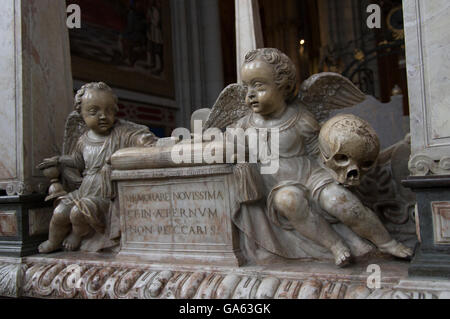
[274,186,351,267]
[319,183,413,258]
[62,206,91,251]
[38,203,72,253]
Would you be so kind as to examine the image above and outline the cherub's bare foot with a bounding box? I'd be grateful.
[330,241,352,267]
[62,233,82,251]
[378,240,413,258]
[38,240,61,254]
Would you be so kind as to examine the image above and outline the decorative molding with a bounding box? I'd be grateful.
[0,262,25,298]
[0,260,441,299]
[408,154,450,176]
[365,288,438,299]
[5,181,47,196]
[20,262,367,299]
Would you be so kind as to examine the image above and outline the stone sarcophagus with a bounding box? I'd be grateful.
[111,146,244,266]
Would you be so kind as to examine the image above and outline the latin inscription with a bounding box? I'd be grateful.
[127,224,218,236]
[127,208,218,219]
[122,183,228,244]
[124,190,224,203]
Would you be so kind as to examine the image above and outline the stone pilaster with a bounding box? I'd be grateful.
[235,0,264,82]
[403,0,450,277]
[0,0,73,256]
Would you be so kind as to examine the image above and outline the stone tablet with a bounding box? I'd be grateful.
[112,165,244,266]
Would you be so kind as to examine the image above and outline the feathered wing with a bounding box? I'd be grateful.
[298,72,366,123]
[203,84,250,130]
[61,111,87,190]
[62,111,88,155]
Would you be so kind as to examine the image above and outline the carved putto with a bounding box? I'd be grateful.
[201,48,414,267]
[37,50,415,271]
[38,82,157,254]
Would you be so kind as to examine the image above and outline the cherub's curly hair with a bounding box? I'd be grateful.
[244,48,298,103]
[74,82,119,113]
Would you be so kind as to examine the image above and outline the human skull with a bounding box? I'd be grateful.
[319,114,380,187]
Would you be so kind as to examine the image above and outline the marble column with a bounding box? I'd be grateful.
[170,0,225,128]
[0,0,73,257]
[235,0,264,82]
[402,0,450,277]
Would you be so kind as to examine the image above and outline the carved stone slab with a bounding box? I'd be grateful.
[431,202,450,244]
[1,255,449,299]
[112,165,243,266]
[0,210,17,237]
[0,257,25,298]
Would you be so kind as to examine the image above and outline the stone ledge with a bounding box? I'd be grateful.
[1,253,448,299]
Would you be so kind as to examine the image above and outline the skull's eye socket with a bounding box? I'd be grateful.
[333,154,349,165]
[362,161,374,169]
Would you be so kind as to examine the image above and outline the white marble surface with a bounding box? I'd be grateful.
[26,1,74,177]
[404,0,450,167]
[28,207,52,236]
[116,165,243,266]
[0,0,73,194]
[4,253,450,299]
[235,0,263,82]
[0,0,18,182]
[331,95,409,149]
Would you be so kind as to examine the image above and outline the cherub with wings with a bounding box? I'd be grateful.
[38,82,157,254]
[204,48,412,266]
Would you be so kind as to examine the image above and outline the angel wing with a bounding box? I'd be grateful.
[203,84,249,130]
[298,72,366,123]
[60,111,87,190]
[62,111,88,155]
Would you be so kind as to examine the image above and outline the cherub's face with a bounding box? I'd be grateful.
[80,89,116,135]
[241,59,286,116]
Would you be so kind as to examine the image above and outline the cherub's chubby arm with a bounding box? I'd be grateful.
[38,151,84,190]
[134,132,158,147]
[39,154,80,170]
[58,155,77,167]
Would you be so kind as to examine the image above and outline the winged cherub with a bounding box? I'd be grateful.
[38,82,157,253]
[207,48,412,266]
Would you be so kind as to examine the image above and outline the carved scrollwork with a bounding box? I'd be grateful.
[0,262,27,298]
[5,184,15,196]
[13,261,449,299]
[409,154,450,176]
[5,181,43,196]
[0,260,444,299]
[366,288,438,299]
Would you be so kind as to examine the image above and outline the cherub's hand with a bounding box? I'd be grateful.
[37,156,59,170]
